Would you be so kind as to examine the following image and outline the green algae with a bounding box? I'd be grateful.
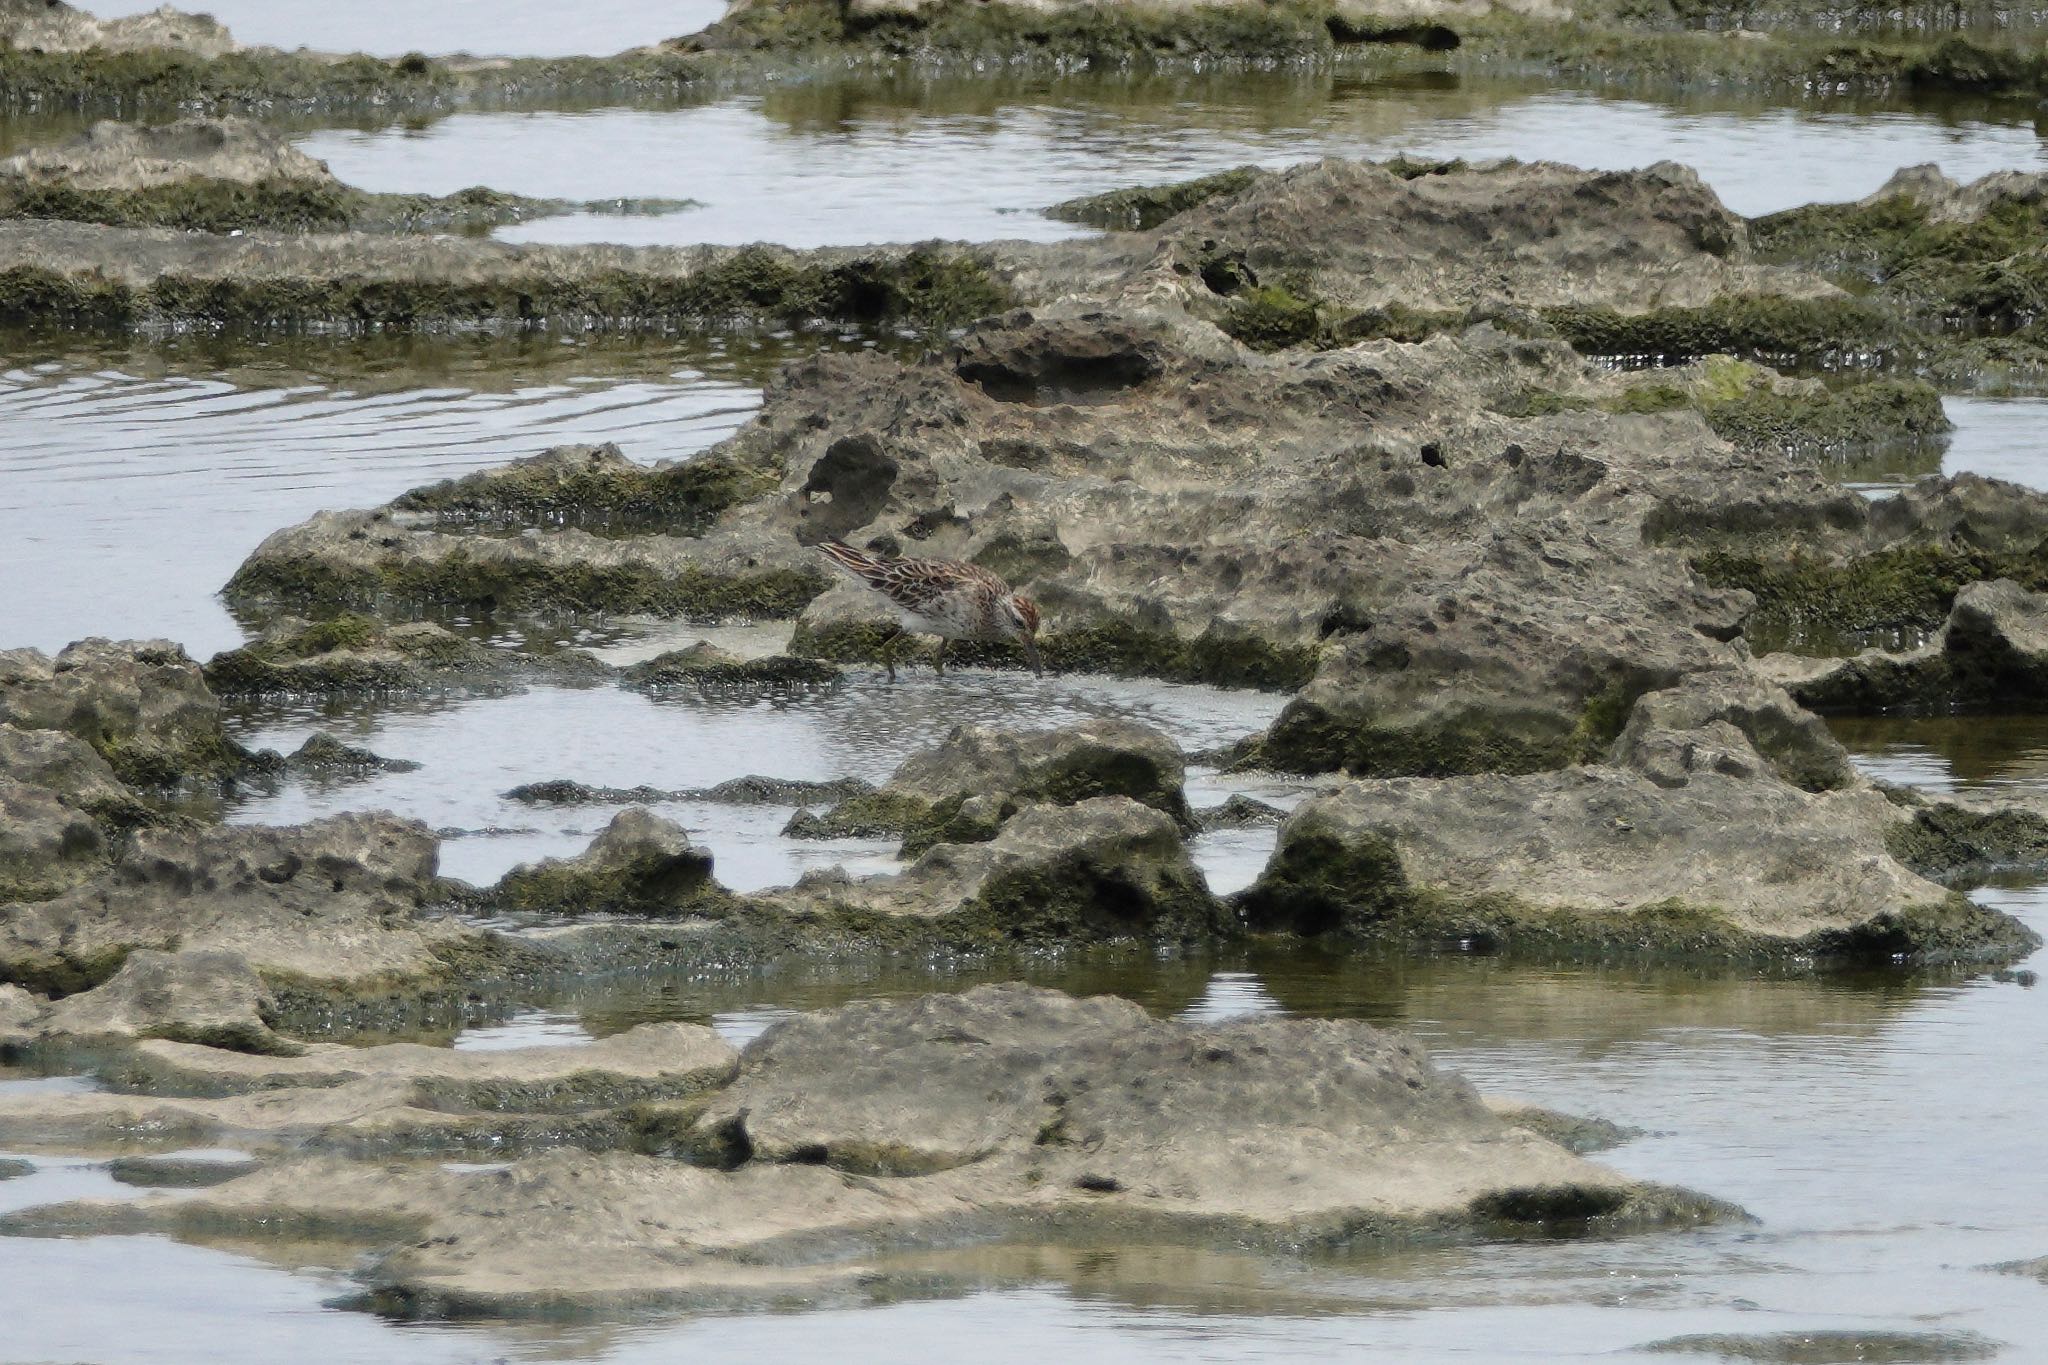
[0,246,1013,336]
[1544,295,1910,367]
[1047,166,1257,232]
[1694,542,2048,642]
[394,451,776,533]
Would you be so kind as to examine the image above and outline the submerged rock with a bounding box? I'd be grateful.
[492,809,726,917]
[0,812,458,996]
[621,642,841,690]
[785,718,1192,853]
[205,615,603,697]
[0,638,245,785]
[1639,1330,2002,1362]
[502,774,875,807]
[5,984,1732,1317]
[282,732,421,777]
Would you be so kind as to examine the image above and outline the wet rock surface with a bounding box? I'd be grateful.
[1767,579,2048,713]
[0,985,1732,1315]
[34,948,288,1054]
[621,642,842,690]
[205,615,605,697]
[786,718,1192,853]
[1240,698,2033,962]
[0,811,461,996]
[491,809,727,917]
[0,638,246,785]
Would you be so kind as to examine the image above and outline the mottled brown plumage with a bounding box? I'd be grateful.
[817,540,1043,679]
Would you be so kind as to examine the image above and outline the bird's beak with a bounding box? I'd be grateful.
[1023,637,1044,677]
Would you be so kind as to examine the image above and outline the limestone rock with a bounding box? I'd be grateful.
[786,718,1191,853]
[771,797,1225,943]
[0,117,329,192]
[0,639,243,785]
[38,949,288,1054]
[1611,671,1856,792]
[0,812,454,995]
[493,809,725,916]
[1239,763,2032,963]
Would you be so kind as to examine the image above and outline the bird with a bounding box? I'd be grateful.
[815,539,1044,681]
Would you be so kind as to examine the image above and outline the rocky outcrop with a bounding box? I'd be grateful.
[0,115,324,191]
[4,985,1731,1316]
[204,615,605,697]
[0,812,462,996]
[772,798,1225,944]
[786,719,1191,853]
[0,0,236,55]
[1610,670,1856,792]
[502,775,873,807]
[491,809,727,917]
[0,638,244,785]
[621,643,841,690]
[1766,579,2048,713]
[281,732,421,777]
[0,724,151,902]
[35,948,288,1054]
[1240,704,2033,963]
[0,1021,734,1156]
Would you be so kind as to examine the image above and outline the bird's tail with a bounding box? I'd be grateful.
[816,538,891,589]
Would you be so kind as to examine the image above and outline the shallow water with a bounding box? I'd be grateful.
[1839,395,2048,494]
[0,333,832,657]
[290,73,2048,247]
[223,668,1298,891]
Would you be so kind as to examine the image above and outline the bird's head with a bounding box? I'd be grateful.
[1004,592,1044,676]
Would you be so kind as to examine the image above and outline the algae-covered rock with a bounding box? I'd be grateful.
[1239,757,2032,964]
[771,797,1225,944]
[493,809,725,917]
[284,732,421,776]
[0,812,457,996]
[0,0,236,55]
[0,723,151,902]
[621,642,841,690]
[393,443,777,534]
[0,638,245,785]
[1769,578,2048,712]
[786,718,1191,854]
[204,615,601,697]
[37,948,290,1055]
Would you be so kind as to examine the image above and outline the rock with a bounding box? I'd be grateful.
[0,116,330,192]
[37,949,289,1054]
[1638,1331,2002,1362]
[502,774,874,807]
[1255,530,1748,777]
[283,732,420,776]
[106,1021,735,1111]
[0,812,458,996]
[1882,785,2048,884]
[1773,579,2048,713]
[0,0,238,55]
[492,809,725,917]
[0,1022,731,1157]
[1610,671,1856,792]
[107,1154,260,1188]
[0,639,244,785]
[770,797,1226,944]
[0,1158,28,1180]
[6,986,1732,1316]
[787,719,1192,854]
[0,777,113,904]
[393,442,776,534]
[0,983,45,1046]
[1194,794,1287,829]
[622,642,841,690]
[1238,759,2034,963]
[204,615,601,697]
[1485,1100,1639,1155]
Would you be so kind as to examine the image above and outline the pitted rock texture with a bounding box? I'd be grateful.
[773,797,1225,944]
[0,812,456,995]
[1767,579,2048,713]
[3,986,1732,1316]
[0,638,244,785]
[786,718,1192,853]
[36,948,286,1054]
[1239,757,2032,963]
[0,116,327,191]
[492,809,727,917]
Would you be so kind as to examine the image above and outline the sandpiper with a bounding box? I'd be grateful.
[815,539,1044,680]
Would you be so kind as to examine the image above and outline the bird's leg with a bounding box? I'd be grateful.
[933,638,946,677]
[877,624,904,683]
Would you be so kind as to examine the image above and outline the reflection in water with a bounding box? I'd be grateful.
[1841,395,2048,494]
[223,673,1292,890]
[291,73,2048,247]
[0,333,848,656]
[1832,712,2048,792]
